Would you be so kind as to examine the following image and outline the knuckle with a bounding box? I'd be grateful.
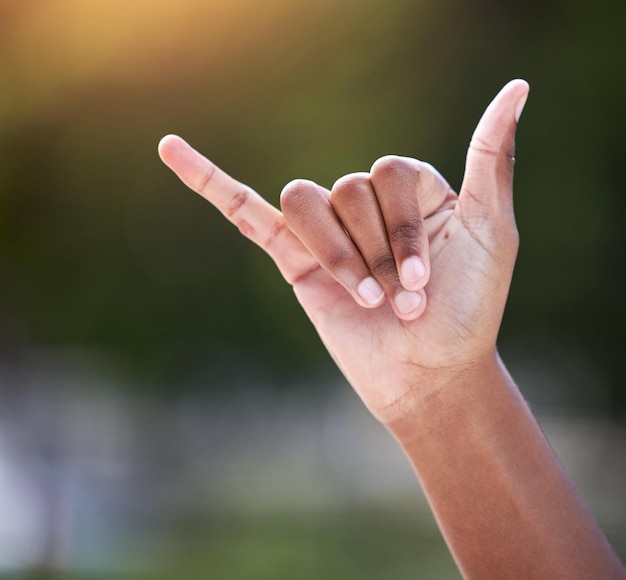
[331,172,371,201]
[196,163,217,193]
[369,253,398,280]
[388,222,421,244]
[280,179,318,212]
[330,173,372,205]
[469,135,498,156]
[226,188,250,218]
[370,156,440,197]
[326,248,353,271]
[371,155,424,179]
[370,155,412,181]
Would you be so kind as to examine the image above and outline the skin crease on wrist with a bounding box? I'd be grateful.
[157,80,626,578]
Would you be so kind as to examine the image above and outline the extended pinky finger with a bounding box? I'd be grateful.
[158,134,317,283]
[280,179,386,309]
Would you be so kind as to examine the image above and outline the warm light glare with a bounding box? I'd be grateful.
[2,0,311,120]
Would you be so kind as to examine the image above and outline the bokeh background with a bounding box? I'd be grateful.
[1,0,625,577]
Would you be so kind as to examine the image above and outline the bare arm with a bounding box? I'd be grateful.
[158,80,625,578]
[389,356,623,579]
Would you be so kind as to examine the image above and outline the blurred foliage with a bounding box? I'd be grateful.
[0,0,624,411]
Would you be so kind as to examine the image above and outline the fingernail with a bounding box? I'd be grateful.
[515,92,528,123]
[401,256,426,284]
[395,291,423,315]
[357,277,384,305]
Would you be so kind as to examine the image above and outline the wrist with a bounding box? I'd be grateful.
[381,350,510,446]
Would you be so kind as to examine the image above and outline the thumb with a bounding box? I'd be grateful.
[459,79,530,220]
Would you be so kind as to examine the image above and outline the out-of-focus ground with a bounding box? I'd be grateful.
[1,0,625,577]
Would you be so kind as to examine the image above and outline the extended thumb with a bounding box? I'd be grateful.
[460,79,529,216]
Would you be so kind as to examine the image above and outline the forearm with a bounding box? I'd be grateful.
[387,353,625,579]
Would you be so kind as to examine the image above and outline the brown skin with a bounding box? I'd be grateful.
[158,80,625,578]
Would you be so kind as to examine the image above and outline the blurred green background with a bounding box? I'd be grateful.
[0,0,624,577]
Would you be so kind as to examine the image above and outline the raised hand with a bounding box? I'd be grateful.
[158,80,529,424]
[158,82,626,579]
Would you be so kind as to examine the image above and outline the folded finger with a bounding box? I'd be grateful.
[330,173,426,320]
[369,156,431,292]
[280,179,388,310]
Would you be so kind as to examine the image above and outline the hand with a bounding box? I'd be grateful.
[158,79,530,424]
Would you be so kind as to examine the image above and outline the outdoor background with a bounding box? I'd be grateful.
[0,0,625,578]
